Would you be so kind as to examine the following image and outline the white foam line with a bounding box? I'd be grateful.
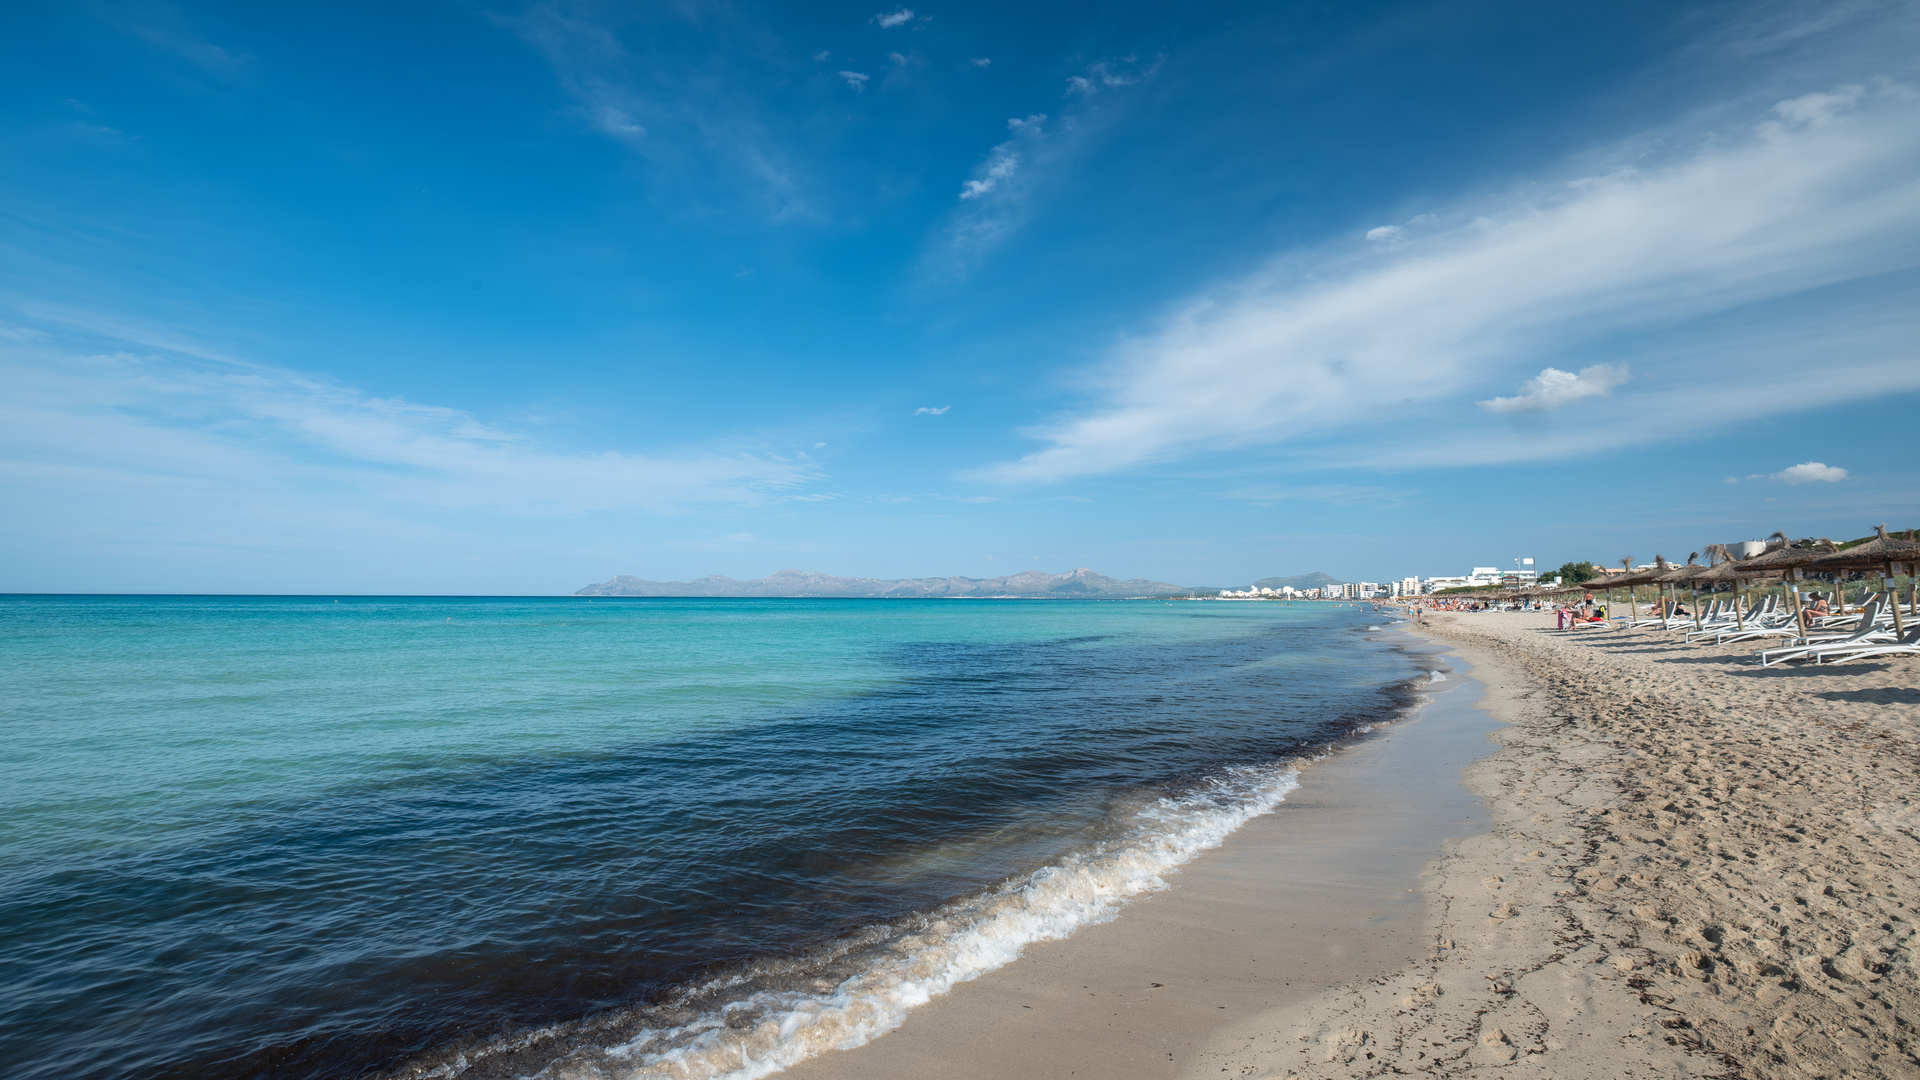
[457,763,1303,1080]
[1427,670,1447,684]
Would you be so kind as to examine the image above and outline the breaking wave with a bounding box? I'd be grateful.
[392,763,1304,1080]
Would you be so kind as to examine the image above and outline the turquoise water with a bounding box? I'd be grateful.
[0,596,1415,1080]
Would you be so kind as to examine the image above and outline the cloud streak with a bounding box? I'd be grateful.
[982,82,1920,481]
[0,342,820,516]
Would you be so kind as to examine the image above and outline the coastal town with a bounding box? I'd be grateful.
[1216,560,1545,599]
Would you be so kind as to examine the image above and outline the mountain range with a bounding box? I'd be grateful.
[575,568,1343,599]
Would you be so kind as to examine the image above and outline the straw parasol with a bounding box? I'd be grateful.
[1653,552,1706,630]
[1606,556,1672,627]
[1730,532,1839,633]
[1804,525,1920,635]
[1644,554,1678,624]
[1692,544,1781,630]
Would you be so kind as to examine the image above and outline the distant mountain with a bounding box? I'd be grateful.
[575,567,1198,599]
[1251,571,1344,591]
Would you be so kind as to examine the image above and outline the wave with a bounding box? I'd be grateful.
[392,762,1305,1080]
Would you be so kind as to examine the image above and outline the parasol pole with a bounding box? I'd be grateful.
[1887,559,1906,637]
[1621,558,1636,629]
[1788,567,1808,636]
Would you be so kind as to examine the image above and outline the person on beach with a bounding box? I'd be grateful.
[1804,591,1830,618]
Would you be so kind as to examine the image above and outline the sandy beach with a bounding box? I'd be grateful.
[792,610,1920,1080]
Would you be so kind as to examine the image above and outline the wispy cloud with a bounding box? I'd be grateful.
[1773,461,1849,484]
[1224,483,1419,509]
[957,115,1041,200]
[838,70,871,92]
[1066,55,1163,96]
[924,115,1051,276]
[926,55,1162,280]
[874,9,915,29]
[1478,363,1629,413]
[0,337,820,517]
[503,4,805,215]
[914,405,950,415]
[981,82,1920,481]
[970,57,991,68]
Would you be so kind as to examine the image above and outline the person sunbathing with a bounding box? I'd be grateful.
[1804,593,1831,618]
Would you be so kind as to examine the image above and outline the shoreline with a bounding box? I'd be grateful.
[785,610,1920,1080]
[1195,610,1919,1079]
[782,620,1505,1080]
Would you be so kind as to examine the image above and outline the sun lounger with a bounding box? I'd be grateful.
[1756,600,1888,666]
[1810,625,1920,665]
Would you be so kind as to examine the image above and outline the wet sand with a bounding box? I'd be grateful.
[783,628,1503,1080]
[785,609,1920,1080]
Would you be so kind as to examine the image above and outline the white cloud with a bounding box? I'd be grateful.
[812,49,831,61]
[888,52,908,67]
[875,8,914,28]
[971,57,991,67]
[0,344,819,515]
[838,70,871,91]
[914,405,951,415]
[981,82,1920,482]
[1365,225,1402,243]
[958,115,1043,200]
[1478,363,1629,413]
[1773,461,1849,483]
[1066,55,1164,96]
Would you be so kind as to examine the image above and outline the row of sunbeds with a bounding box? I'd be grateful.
[1567,590,1920,666]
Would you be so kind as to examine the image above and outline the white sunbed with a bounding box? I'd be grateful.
[1810,625,1920,665]
[1710,598,1801,645]
[1756,600,1888,666]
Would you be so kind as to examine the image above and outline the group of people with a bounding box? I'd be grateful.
[1555,593,1610,629]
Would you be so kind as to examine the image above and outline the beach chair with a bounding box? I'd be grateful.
[1756,599,1888,666]
[1710,597,1797,644]
[1811,625,1920,665]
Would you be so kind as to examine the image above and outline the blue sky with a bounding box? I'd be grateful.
[2,0,1917,593]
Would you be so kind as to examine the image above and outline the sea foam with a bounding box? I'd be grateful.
[407,763,1303,1080]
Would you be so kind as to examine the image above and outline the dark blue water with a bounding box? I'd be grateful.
[0,596,1417,1080]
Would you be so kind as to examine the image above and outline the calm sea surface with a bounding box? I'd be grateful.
[0,596,1418,1080]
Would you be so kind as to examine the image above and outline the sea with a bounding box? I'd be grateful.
[0,595,1423,1080]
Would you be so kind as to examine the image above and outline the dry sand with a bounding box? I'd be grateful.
[788,610,1920,1080]
[1194,611,1920,1080]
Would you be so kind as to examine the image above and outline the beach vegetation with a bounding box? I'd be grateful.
[1554,560,1599,584]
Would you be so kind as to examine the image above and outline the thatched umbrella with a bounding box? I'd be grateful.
[1730,532,1839,633]
[1644,554,1678,625]
[1653,553,1706,630]
[1803,525,1920,636]
[1691,548,1781,630]
[1606,557,1669,627]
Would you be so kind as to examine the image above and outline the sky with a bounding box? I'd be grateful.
[2,0,1918,593]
